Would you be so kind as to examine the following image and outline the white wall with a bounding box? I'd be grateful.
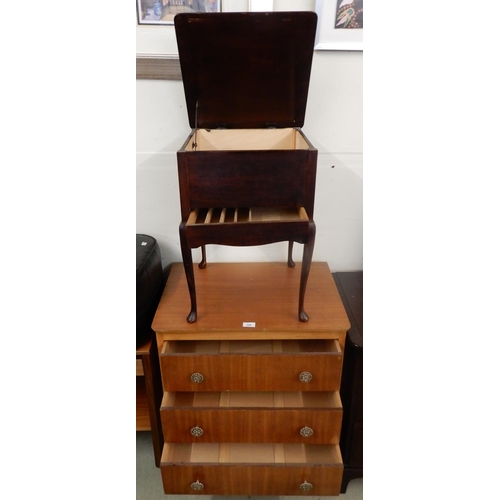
[136,38,362,272]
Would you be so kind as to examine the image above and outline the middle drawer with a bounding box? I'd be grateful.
[161,391,342,444]
[160,339,343,392]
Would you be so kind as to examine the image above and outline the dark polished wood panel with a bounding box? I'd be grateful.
[174,12,317,129]
[334,271,363,492]
[178,147,316,218]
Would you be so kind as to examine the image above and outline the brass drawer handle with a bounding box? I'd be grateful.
[191,480,204,491]
[190,372,204,383]
[300,480,313,491]
[300,426,313,437]
[299,371,312,383]
[190,426,204,437]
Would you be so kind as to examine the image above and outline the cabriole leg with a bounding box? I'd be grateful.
[298,222,316,322]
[199,245,207,269]
[179,223,197,323]
[287,241,295,267]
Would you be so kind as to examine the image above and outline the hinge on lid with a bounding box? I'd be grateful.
[192,100,199,150]
[265,122,278,129]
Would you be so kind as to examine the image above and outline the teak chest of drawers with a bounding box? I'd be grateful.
[152,262,350,496]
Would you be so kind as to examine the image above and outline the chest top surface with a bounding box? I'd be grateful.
[174,11,317,130]
[152,262,350,339]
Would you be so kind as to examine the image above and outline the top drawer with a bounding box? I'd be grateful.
[160,339,342,392]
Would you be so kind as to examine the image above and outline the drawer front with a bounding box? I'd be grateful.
[160,340,342,392]
[161,464,342,496]
[160,443,342,496]
[161,391,342,444]
[161,407,342,444]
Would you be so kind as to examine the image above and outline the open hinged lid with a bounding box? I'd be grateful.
[174,11,317,130]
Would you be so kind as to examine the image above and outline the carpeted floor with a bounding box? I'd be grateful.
[137,431,363,499]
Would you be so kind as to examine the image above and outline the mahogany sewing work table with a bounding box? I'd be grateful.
[174,11,319,324]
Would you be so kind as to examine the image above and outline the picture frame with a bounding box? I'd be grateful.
[137,0,221,26]
[315,0,363,51]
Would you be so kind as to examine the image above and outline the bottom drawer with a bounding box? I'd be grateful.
[160,443,343,496]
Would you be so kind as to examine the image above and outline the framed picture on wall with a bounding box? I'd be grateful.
[315,0,363,51]
[137,0,221,25]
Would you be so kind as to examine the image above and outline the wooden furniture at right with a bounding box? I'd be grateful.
[334,271,363,492]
